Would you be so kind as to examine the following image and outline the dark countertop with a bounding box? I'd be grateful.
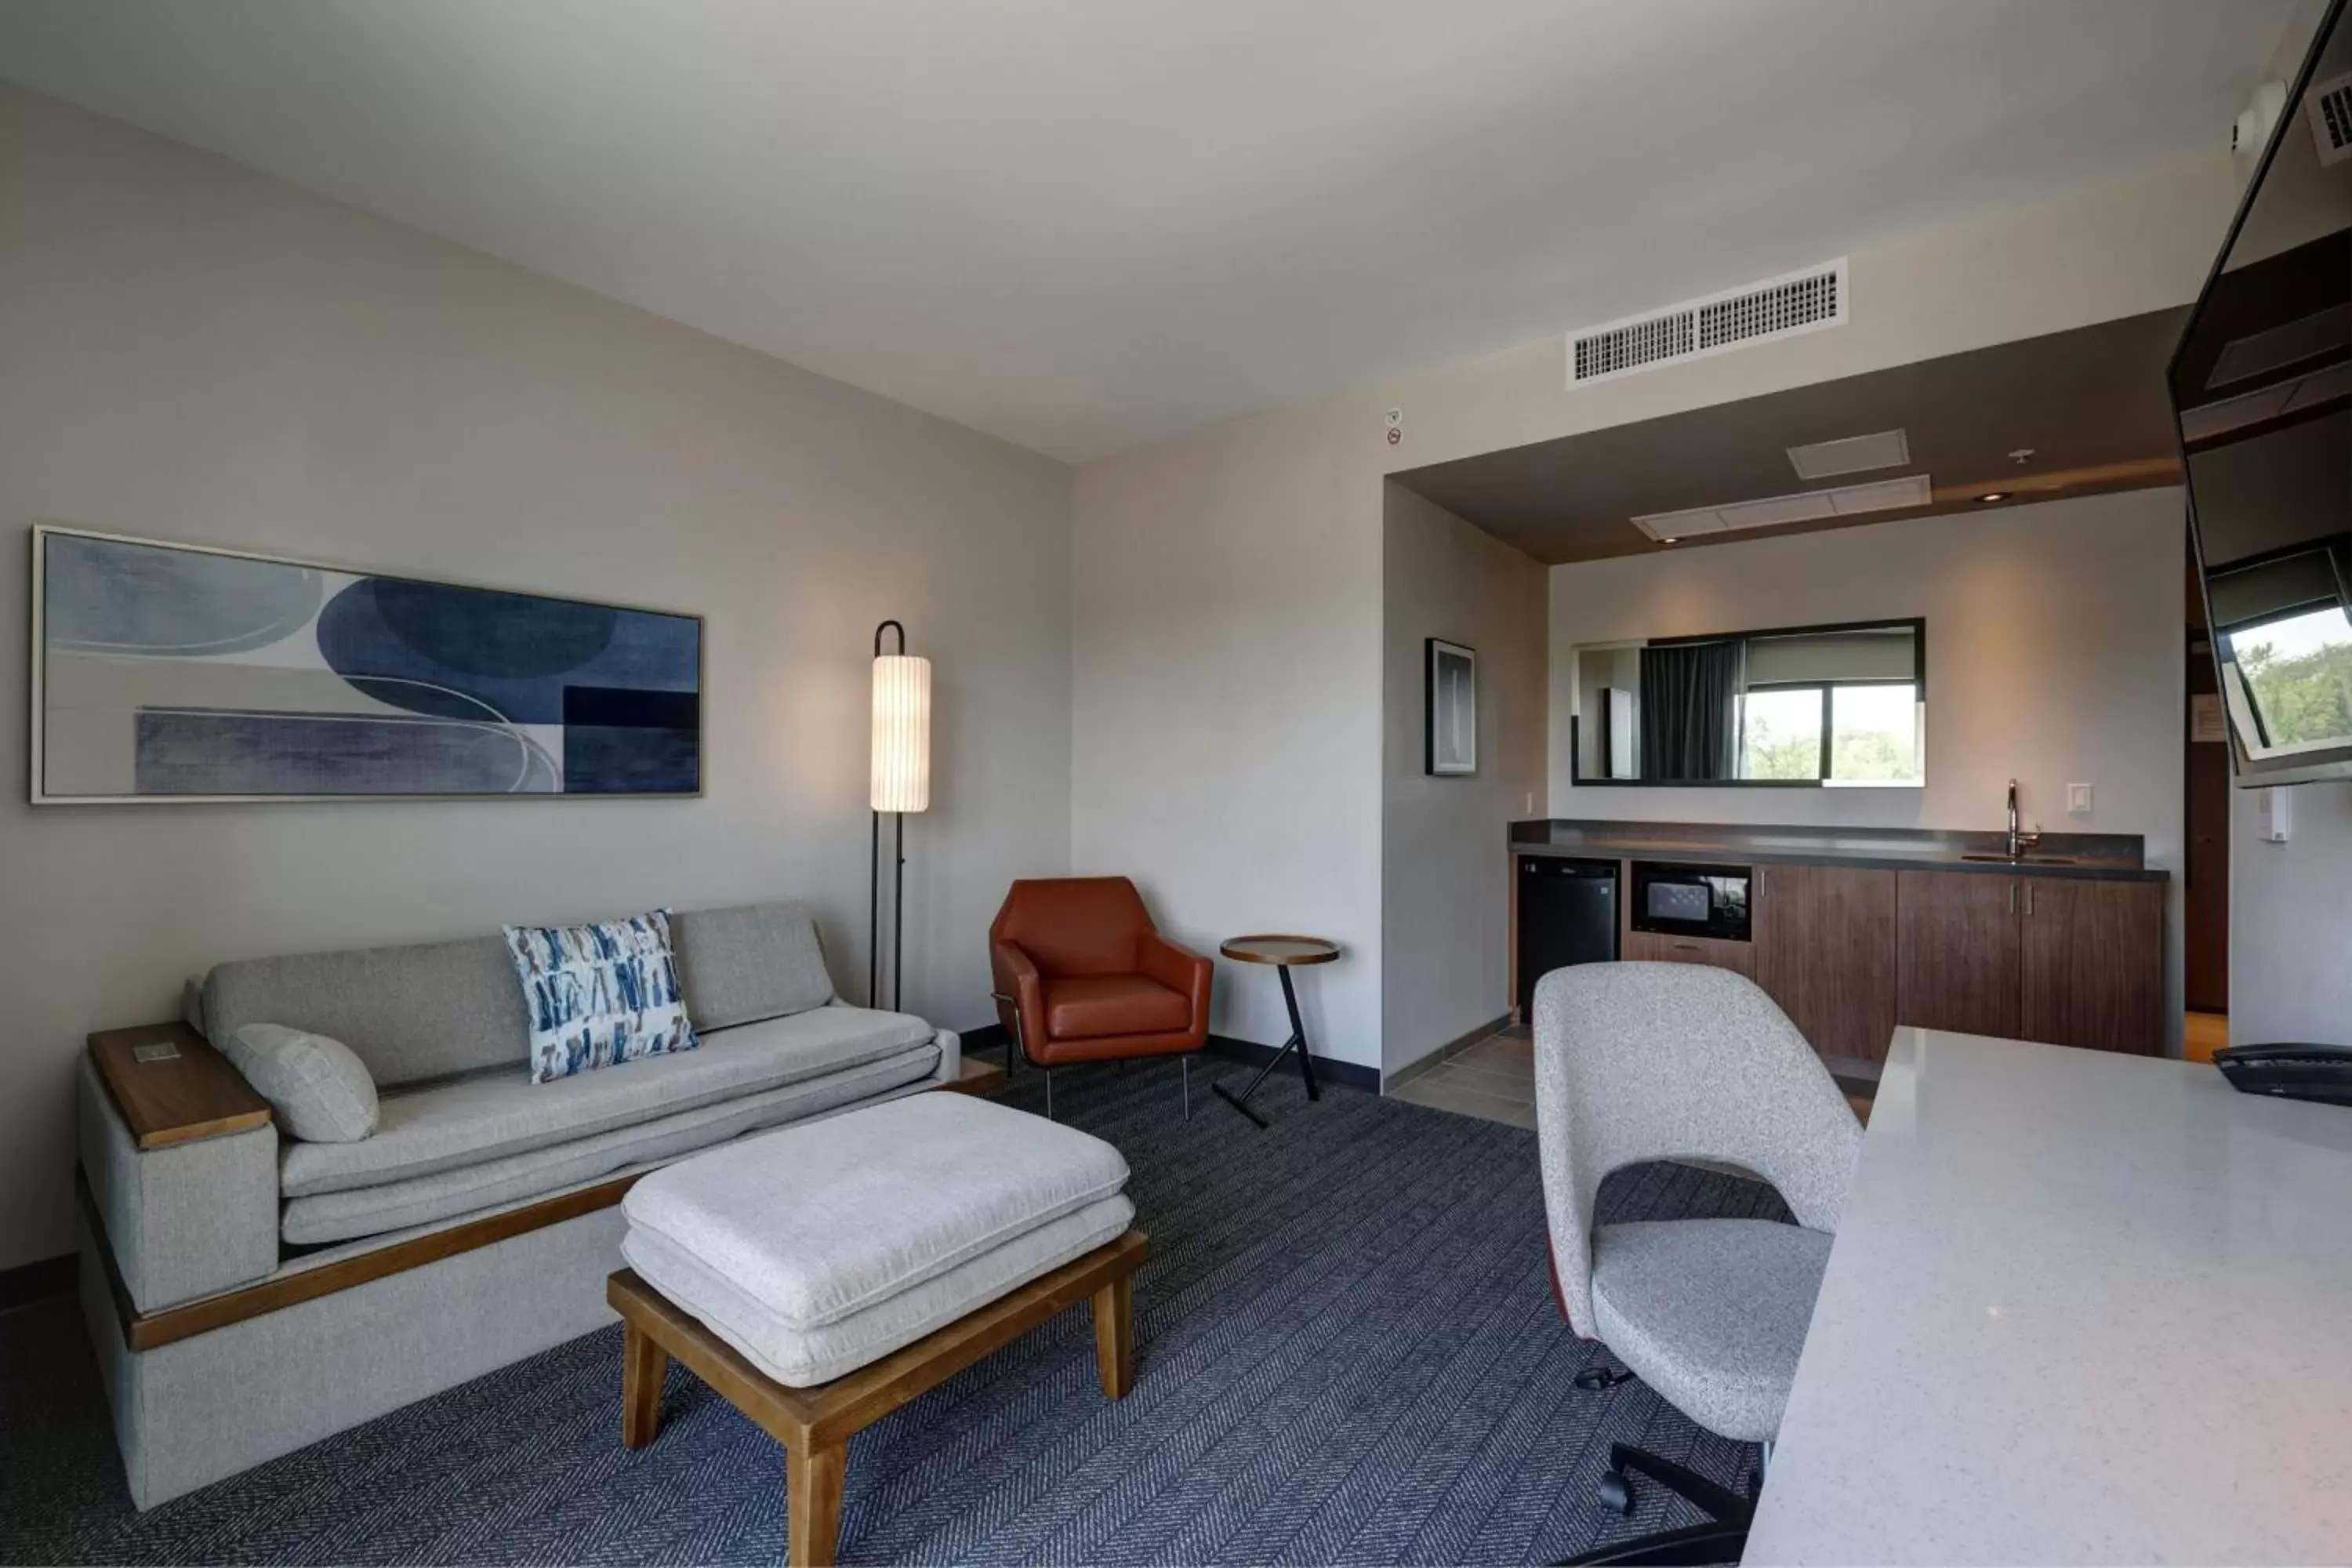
[1509,818,2168,883]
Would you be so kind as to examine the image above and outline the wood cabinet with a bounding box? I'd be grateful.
[1896,870,2165,1054]
[2018,877,2166,1054]
[1755,864,1898,1067]
[1896,871,2022,1040]
[1623,927,1756,979]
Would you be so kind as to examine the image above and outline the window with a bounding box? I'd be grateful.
[1740,681,1919,783]
[1740,687,1824,779]
[2226,603,2352,752]
[1830,683,1920,782]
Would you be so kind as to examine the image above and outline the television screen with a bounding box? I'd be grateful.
[2172,0,2352,786]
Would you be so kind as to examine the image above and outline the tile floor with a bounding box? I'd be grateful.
[1390,1023,1877,1127]
[1388,1025,1537,1128]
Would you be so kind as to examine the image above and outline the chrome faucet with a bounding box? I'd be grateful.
[2005,779,2042,859]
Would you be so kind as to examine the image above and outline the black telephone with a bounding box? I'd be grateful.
[2212,1044,2352,1107]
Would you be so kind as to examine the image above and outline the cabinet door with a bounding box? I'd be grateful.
[2019,878,2165,1054]
[1755,864,1900,1067]
[1896,870,2021,1039]
[1623,927,1757,979]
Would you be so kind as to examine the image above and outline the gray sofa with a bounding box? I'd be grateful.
[78,900,961,1508]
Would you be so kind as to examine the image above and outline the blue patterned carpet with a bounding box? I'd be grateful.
[0,1057,1788,1565]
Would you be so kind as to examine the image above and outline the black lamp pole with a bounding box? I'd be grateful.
[869,619,909,1012]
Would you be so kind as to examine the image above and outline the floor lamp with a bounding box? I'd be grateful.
[869,620,931,1011]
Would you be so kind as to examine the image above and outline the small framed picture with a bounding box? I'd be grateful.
[1425,638,1476,776]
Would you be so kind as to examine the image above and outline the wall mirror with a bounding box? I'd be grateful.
[1570,618,1925,787]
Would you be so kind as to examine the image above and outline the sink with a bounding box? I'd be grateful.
[1957,853,2085,866]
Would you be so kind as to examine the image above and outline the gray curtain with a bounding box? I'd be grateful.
[1639,641,1745,780]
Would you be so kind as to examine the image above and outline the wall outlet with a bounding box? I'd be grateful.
[2067,782,2093,815]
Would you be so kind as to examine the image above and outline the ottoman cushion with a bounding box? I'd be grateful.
[621,1093,1130,1331]
[622,1193,1134,1385]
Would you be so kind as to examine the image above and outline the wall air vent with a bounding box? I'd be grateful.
[2307,71,2352,167]
[1568,259,1848,388]
[1632,473,1931,543]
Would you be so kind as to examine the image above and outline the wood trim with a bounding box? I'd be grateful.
[605,1229,1148,1448]
[1218,935,1341,966]
[87,1164,641,1352]
[93,1064,994,1352]
[88,1022,270,1150]
[934,1056,1006,1096]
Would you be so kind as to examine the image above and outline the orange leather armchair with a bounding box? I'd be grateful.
[989,877,1211,1109]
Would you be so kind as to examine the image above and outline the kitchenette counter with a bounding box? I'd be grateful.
[1509,818,2168,882]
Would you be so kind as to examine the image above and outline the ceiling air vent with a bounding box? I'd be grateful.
[1568,260,1848,388]
[1632,473,1932,543]
[2307,71,2352,167]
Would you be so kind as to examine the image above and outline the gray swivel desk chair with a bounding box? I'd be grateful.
[1534,963,1862,1566]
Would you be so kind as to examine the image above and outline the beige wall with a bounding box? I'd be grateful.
[0,86,1074,1269]
[1548,489,2189,1047]
[1069,401,1385,1062]
[1380,485,1546,1076]
[1073,153,2238,1071]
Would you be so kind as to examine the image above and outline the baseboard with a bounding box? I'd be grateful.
[1202,1033,1380,1093]
[0,1250,74,1314]
[1382,1013,1515,1094]
[960,1022,1012,1058]
[961,1022,1379,1094]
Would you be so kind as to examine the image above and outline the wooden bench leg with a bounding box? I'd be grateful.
[1093,1272,1134,1399]
[622,1321,669,1448]
[786,1439,848,1568]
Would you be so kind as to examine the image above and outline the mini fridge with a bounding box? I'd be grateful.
[1516,856,1619,1020]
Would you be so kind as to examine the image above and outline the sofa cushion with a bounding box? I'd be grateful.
[281,1043,941,1245]
[622,1093,1131,1330]
[223,1024,379,1142]
[280,1004,936,1199]
[670,902,833,1029]
[504,909,697,1084]
[621,1194,1134,1386]
[1044,975,1189,1039]
[205,936,529,1090]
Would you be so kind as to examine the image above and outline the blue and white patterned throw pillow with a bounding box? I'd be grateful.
[504,909,699,1084]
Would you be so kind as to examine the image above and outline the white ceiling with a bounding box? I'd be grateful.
[0,0,2299,462]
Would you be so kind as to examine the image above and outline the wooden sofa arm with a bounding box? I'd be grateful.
[89,1021,271,1149]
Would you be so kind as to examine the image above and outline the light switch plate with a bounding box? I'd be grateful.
[2067,782,2093,815]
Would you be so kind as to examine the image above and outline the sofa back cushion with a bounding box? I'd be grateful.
[670,902,834,1030]
[204,936,530,1089]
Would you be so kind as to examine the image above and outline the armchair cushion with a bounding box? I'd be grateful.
[1045,975,1189,1039]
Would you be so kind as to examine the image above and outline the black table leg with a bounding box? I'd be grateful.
[1213,964,1319,1127]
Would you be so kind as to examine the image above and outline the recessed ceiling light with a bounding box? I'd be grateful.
[1976,492,2009,503]
[1660,536,1679,544]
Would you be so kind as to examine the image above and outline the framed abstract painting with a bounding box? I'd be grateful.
[1425,637,1476,776]
[31,525,702,803]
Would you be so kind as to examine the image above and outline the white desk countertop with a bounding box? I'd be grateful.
[1745,1027,2352,1566]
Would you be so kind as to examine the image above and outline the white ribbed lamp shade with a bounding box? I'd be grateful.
[869,654,931,813]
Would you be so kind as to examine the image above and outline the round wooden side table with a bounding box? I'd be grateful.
[1213,934,1341,1128]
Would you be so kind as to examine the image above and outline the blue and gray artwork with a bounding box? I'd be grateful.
[37,531,700,799]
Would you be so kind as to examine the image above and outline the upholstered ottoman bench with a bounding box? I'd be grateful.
[606,1092,1146,1566]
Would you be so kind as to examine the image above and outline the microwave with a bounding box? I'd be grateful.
[1629,862,1751,942]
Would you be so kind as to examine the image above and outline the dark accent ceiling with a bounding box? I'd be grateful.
[1392,308,2187,564]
